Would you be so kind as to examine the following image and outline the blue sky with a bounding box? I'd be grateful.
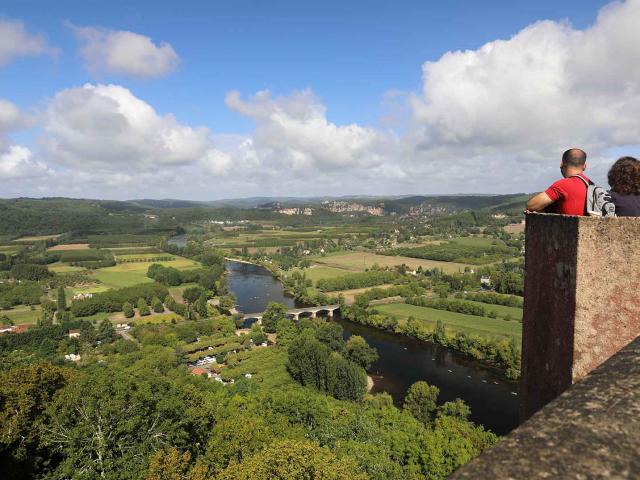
[1,0,637,200]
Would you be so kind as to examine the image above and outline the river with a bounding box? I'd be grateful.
[207,254,520,435]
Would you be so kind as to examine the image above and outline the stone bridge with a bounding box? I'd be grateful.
[242,304,341,324]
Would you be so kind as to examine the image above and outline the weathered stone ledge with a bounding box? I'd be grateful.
[450,335,640,479]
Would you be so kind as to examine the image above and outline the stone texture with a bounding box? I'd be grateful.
[520,213,640,421]
[451,336,640,479]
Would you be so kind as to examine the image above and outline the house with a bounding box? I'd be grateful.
[480,276,492,288]
[72,293,93,301]
[64,353,81,362]
[68,329,81,338]
[191,367,210,377]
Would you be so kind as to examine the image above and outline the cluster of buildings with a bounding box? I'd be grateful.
[322,201,385,216]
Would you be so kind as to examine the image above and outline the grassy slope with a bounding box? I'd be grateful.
[375,303,522,339]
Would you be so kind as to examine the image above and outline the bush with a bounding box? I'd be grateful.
[151,297,164,313]
[138,298,150,316]
[123,302,134,318]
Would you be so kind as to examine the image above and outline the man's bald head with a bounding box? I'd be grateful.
[561,148,587,168]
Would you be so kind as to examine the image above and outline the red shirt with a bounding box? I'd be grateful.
[544,174,589,216]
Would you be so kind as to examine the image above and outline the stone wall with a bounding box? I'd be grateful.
[520,213,640,421]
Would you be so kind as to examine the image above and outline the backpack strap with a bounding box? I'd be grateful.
[569,174,592,216]
[569,174,592,188]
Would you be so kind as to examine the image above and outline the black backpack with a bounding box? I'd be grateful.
[572,175,616,217]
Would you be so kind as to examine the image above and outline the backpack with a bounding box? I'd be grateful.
[571,175,616,217]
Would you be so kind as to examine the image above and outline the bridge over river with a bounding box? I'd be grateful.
[242,304,341,324]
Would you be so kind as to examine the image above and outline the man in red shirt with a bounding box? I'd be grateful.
[526,148,589,215]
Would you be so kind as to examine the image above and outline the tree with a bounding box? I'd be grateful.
[182,286,204,304]
[216,439,367,480]
[203,415,272,474]
[274,318,296,346]
[404,381,440,425]
[145,448,207,480]
[343,335,378,369]
[42,366,192,480]
[315,322,345,351]
[261,302,288,333]
[97,318,116,343]
[437,399,471,420]
[123,302,135,318]
[57,287,67,312]
[328,354,367,401]
[0,363,73,478]
[151,297,164,314]
[138,298,150,316]
[0,314,13,326]
[196,294,208,318]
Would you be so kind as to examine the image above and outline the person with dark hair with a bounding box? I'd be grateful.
[527,148,590,215]
[608,156,640,216]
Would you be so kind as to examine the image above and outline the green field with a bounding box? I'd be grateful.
[1,305,42,325]
[168,283,198,302]
[375,303,522,339]
[48,262,86,273]
[463,299,523,320]
[90,257,200,289]
[289,265,352,283]
[450,236,501,247]
[312,251,472,274]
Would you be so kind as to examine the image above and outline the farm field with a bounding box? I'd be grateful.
[48,262,86,273]
[12,234,62,243]
[449,236,503,247]
[463,299,523,320]
[289,265,353,283]
[328,284,395,304]
[312,251,472,274]
[2,305,42,325]
[66,284,111,297]
[48,243,90,251]
[90,256,200,289]
[375,302,522,339]
[504,223,526,234]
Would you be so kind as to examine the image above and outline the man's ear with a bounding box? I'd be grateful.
[583,163,587,171]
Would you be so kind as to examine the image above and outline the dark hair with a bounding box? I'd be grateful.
[561,148,587,167]
[608,156,640,195]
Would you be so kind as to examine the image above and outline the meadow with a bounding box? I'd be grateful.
[90,256,200,289]
[2,305,42,325]
[375,302,522,339]
[311,251,472,274]
[463,299,523,320]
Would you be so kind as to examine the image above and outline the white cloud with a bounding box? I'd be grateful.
[71,25,179,79]
[0,19,55,67]
[405,0,640,191]
[0,145,50,179]
[42,83,217,171]
[224,89,396,178]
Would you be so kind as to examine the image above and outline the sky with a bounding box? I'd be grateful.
[1,0,639,200]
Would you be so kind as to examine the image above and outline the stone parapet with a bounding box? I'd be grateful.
[520,213,640,420]
[450,335,640,479]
